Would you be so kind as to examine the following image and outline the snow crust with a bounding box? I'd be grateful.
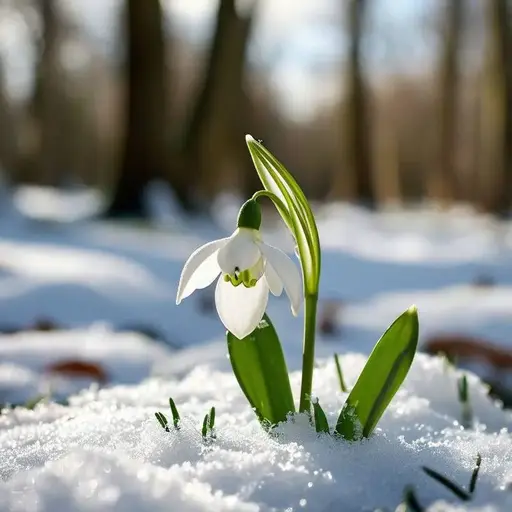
[1,348,512,512]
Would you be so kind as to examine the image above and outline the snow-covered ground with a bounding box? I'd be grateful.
[1,187,512,510]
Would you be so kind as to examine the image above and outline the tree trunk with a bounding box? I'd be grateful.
[181,0,255,205]
[334,0,374,205]
[106,0,169,218]
[479,0,512,216]
[15,0,62,186]
[429,0,464,204]
[0,57,18,177]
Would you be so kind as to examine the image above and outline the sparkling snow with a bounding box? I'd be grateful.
[1,191,512,510]
[1,353,512,511]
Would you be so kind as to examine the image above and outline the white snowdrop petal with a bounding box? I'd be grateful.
[259,242,302,315]
[264,262,283,296]
[217,228,261,275]
[215,277,269,339]
[176,238,227,304]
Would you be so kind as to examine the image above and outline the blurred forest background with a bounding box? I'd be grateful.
[0,0,511,219]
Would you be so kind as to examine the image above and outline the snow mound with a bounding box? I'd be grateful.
[1,352,512,511]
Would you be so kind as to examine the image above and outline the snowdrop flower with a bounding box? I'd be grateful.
[176,199,302,339]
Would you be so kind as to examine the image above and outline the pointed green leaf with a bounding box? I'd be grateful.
[201,413,209,439]
[155,412,169,431]
[209,406,216,430]
[422,466,471,501]
[168,397,181,429]
[312,398,330,434]
[334,353,348,392]
[458,375,468,403]
[336,306,419,439]
[403,485,425,512]
[227,313,295,426]
[246,136,321,294]
[469,453,482,494]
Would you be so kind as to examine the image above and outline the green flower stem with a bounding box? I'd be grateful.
[252,188,319,414]
[251,190,291,226]
[299,292,318,413]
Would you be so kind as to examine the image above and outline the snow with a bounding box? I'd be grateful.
[1,189,512,510]
[0,354,512,511]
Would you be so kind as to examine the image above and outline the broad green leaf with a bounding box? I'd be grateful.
[312,399,330,434]
[336,306,419,440]
[227,313,295,426]
[246,136,321,294]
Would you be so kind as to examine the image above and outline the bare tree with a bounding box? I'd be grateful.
[180,0,255,206]
[106,0,170,218]
[14,0,63,186]
[333,0,374,205]
[0,58,19,177]
[479,0,512,216]
[429,0,464,204]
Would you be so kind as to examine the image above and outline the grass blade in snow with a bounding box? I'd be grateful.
[227,313,295,426]
[312,398,330,433]
[169,397,181,429]
[336,306,419,440]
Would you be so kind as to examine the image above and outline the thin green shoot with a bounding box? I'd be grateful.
[421,466,471,501]
[155,412,170,432]
[334,353,348,392]
[402,485,424,512]
[311,398,330,434]
[457,374,472,429]
[169,397,181,429]
[202,413,209,440]
[469,453,482,494]
[209,406,216,439]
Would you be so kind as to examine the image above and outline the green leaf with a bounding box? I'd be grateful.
[227,313,295,426]
[334,353,348,393]
[402,485,425,512]
[209,406,216,430]
[336,306,419,440]
[312,398,330,434]
[458,375,468,403]
[246,135,321,294]
[201,413,209,439]
[169,397,181,429]
[469,453,482,494]
[422,466,471,501]
[155,412,169,431]
[23,394,47,410]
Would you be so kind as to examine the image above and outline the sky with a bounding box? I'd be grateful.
[0,0,434,121]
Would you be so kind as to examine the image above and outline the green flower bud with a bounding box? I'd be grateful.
[237,199,262,230]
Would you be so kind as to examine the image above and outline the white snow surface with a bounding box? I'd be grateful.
[2,191,512,510]
[1,351,512,512]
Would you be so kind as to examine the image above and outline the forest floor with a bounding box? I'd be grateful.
[1,187,512,511]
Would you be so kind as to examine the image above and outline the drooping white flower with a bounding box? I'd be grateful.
[176,200,302,339]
